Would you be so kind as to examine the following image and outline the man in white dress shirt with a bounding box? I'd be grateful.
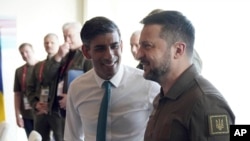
[64,16,160,141]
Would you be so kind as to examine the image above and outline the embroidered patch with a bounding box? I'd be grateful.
[208,114,229,135]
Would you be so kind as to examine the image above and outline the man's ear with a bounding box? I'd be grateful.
[173,42,186,59]
[82,44,91,59]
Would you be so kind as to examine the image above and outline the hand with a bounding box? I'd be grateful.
[55,43,70,62]
[16,116,24,128]
[59,43,70,57]
[58,93,67,110]
[35,102,48,115]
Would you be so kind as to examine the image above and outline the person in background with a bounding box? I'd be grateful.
[14,43,39,137]
[41,22,92,136]
[138,10,235,141]
[28,33,64,141]
[192,49,203,73]
[64,16,160,141]
[130,30,143,69]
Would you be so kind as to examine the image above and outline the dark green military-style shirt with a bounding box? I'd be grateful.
[39,49,92,117]
[27,59,52,113]
[14,64,35,119]
[144,65,235,141]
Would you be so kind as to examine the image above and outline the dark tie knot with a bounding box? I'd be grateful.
[103,81,111,89]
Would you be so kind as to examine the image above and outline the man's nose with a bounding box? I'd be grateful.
[104,47,114,59]
[135,47,142,60]
[65,36,71,43]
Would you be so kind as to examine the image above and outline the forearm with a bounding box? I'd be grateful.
[14,92,21,117]
[27,71,39,108]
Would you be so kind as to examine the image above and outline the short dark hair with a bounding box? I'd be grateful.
[44,33,58,40]
[19,43,33,50]
[141,11,195,56]
[147,9,164,16]
[80,16,121,47]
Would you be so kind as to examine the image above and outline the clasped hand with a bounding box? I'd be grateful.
[58,93,67,110]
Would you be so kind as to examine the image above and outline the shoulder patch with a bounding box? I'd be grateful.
[208,114,229,135]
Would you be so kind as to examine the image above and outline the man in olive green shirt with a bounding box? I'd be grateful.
[138,11,235,141]
[28,33,64,141]
[14,43,39,137]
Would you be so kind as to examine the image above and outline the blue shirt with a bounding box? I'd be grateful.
[64,65,160,141]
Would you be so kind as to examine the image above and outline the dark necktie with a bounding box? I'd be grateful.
[96,81,111,141]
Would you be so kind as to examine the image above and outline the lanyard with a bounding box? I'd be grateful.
[39,61,45,83]
[21,65,27,92]
[60,59,73,78]
[59,51,76,79]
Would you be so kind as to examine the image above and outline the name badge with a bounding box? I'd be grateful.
[40,87,49,103]
[23,96,31,110]
[57,81,64,96]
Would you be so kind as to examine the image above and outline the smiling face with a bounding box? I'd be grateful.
[83,31,122,80]
[137,24,172,83]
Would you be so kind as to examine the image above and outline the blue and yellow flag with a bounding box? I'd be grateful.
[0,30,5,122]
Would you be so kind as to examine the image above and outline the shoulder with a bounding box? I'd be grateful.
[36,60,45,65]
[75,50,84,58]
[123,65,160,88]
[122,65,145,83]
[68,69,96,99]
[189,77,235,137]
[192,75,234,116]
[34,60,44,68]
[15,64,26,72]
[123,65,143,76]
[195,75,224,100]
[70,69,94,86]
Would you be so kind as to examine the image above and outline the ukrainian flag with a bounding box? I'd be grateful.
[0,31,5,122]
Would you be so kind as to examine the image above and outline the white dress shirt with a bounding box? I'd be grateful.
[64,65,160,141]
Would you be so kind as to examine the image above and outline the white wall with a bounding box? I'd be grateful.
[0,0,83,140]
[15,0,84,60]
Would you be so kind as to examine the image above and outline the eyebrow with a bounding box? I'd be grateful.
[139,40,153,45]
[95,41,120,47]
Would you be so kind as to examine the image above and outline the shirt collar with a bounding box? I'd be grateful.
[94,64,124,88]
[163,64,199,99]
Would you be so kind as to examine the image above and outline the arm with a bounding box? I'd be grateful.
[14,92,23,128]
[54,43,70,62]
[64,86,84,141]
[13,68,24,127]
[27,63,48,115]
[27,64,39,109]
[189,94,235,141]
